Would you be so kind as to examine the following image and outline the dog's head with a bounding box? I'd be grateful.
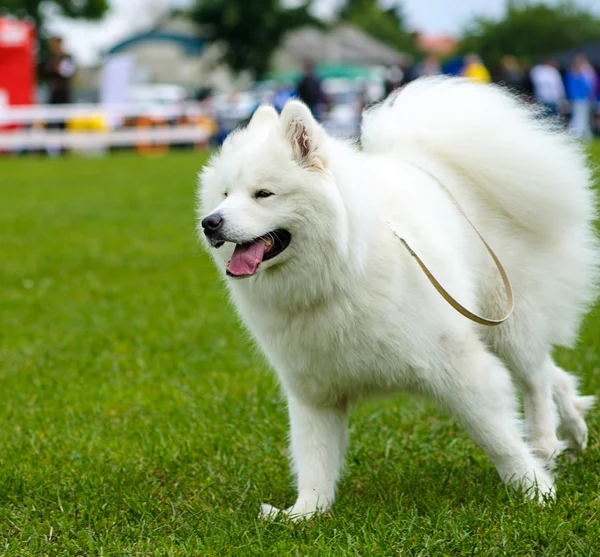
[198,100,346,280]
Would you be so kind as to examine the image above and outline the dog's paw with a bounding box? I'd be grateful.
[557,396,594,456]
[522,470,556,504]
[531,436,569,470]
[259,503,283,520]
[283,503,319,522]
[559,415,589,454]
[258,503,317,522]
[259,496,328,522]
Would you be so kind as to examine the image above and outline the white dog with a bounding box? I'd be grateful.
[197,77,598,520]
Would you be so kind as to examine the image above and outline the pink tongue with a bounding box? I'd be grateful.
[227,239,266,276]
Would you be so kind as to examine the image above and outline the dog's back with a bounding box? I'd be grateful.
[362,76,599,348]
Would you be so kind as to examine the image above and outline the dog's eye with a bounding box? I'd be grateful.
[223,191,228,198]
[254,190,274,199]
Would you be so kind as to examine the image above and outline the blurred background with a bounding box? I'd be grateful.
[1,0,600,154]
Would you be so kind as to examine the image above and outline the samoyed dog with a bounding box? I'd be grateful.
[197,77,598,520]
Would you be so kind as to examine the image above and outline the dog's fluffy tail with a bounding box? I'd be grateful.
[361,76,596,240]
[361,76,599,343]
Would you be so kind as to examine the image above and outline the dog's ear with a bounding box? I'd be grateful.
[280,100,326,170]
[248,105,279,129]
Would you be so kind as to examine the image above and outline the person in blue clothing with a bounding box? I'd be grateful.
[566,54,596,140]
[272,83,295,113]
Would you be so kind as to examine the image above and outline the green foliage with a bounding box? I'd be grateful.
[0,0,107,29]
[0,147,600,554]
[460,1,600,69]
[338,0,418,55]
[191,0,317,78]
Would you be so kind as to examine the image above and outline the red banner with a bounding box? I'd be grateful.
[0,18,36,107]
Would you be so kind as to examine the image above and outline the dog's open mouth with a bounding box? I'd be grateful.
[224,230,292,277]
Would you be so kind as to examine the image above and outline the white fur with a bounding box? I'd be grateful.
[197,78,599,520]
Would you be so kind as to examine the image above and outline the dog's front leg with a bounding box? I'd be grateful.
[260,395,349,521]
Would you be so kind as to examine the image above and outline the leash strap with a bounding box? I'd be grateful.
[387,169,514,327]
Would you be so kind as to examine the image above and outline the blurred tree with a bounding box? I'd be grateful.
[460,1,600,69]
[0,0,108,30]
[191,0,317,78]
[338,0,418,55]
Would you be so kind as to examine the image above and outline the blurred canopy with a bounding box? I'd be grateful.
[263,63,378,84]
[0,0,108,31]
[191,0,318,78]
[460,1,600,69]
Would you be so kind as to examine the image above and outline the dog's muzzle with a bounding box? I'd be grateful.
[202,212,226,247]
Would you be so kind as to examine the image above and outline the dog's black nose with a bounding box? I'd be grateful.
[202,213,223,234]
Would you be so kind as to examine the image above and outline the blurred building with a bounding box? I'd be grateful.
[415,33,457,57]
[80,16,252,99]
[74,19,417,101]
[106,16,205,87]
[272,24,411,70]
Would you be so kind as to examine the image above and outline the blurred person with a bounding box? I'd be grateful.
[384,65,404,96]
[359,82,370,113]
[43,36,76,156]
[519,62,535,100]
[494,55,527,95]
[595,65,600,135]
[44,36,76,105]
[577,54,599,135]
[576,54,598,93]
[461,53,491,83]
[442,57,465,76]
[273,83,295,113]
[400,60,415,84]
[214,91,244,145]
[195,87,213,101]
[411,55,441,80]
[530,58,567,117]
[566,55,595,140]
[296,61,325,120]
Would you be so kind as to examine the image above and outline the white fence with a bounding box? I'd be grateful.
[0,101,208,125]
[0,102,214,151]
[0,126,211,150]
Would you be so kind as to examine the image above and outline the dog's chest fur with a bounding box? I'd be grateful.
[231,282,459,405]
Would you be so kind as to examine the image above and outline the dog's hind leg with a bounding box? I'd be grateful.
[505,354,566,468]
[551,362,595,455]
[520,372,567,467]
[507,354,593,460]
[488,324,566,468]
[425,339,554,500]
[505,353,593,462]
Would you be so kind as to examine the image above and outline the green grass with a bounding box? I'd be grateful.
[1,147,600,556]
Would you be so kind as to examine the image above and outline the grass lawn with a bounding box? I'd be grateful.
[1,146,600,556]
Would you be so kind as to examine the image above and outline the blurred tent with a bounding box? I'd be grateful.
[272,24,410,71]
[105,17,205,89]
[553,41,600,68]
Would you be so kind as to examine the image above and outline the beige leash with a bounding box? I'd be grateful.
[387,168,514,327]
